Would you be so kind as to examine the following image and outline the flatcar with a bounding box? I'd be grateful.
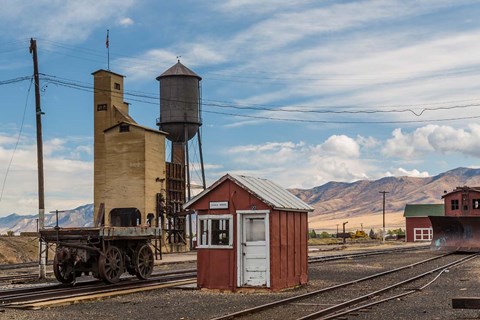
[40,225,160,284]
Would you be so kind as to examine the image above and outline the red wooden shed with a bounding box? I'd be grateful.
[403,204,444,242]
[184,174,314,291]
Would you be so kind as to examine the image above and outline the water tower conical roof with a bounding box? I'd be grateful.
[156,61,202,80]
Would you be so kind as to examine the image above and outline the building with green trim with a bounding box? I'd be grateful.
[403,204,444,242]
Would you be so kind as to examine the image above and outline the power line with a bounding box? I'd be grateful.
[28,72,480,124]
[0,78,34,202]
[203,110,480,124]
[39,74,480,120]
[0,76,33,86]
[12,38,480,85]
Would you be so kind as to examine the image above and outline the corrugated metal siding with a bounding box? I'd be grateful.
[270,210,308,290]
[229,174,313,212]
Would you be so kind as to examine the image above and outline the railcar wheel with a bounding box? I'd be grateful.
[98,246,124,284]
[53,250,74,284]
[135,244,154,280]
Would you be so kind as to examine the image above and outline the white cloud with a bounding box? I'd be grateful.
[0,135,92,216]
[0,0,136,42]
[356,135,379,149]
[320,135,360,158]
[223,137,372,188]
[382,124,480,158]
[116,44,225,81]
[119,17,134,26]
[385,168,430,178]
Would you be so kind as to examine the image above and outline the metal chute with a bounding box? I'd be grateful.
[429,216,480,252]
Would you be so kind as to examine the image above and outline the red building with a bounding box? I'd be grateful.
[442,186,480,216]
[184,174,313,291]
[404,204,444,242]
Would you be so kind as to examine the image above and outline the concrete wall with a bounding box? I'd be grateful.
[103,125,166,226]
[93,70,131,222]
[144,130,166,223]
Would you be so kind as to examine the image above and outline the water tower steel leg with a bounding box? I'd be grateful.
[197,129,206,190]
[184,125,193,251]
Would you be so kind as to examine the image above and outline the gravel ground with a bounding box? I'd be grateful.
[1,246,480,320]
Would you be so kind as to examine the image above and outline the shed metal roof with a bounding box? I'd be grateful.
[403,204,444,217]
[184,174,314,212]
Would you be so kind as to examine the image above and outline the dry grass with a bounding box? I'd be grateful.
[0,236,40,264]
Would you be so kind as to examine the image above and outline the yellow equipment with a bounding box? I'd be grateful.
[351,230,368,239]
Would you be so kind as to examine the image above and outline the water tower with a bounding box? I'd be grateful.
[156,60,206,250]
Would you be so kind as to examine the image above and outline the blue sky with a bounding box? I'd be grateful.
[1,0,480,216]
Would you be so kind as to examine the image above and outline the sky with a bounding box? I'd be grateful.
[1,0,480,216]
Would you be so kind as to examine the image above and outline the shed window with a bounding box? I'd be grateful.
[197,214,233,248]
[245,218,265,241]
[114,82,121,90]
[473,199,480,209]
[451,199,459,210]
[119,124,130,132]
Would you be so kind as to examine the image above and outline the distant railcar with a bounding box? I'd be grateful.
[430,186,480,252]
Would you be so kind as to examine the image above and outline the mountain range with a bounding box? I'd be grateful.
[291,167,480,231]
[1,167,479,234]
[0,204,93,235]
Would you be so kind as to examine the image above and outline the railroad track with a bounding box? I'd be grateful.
[0,261,52,271]
[212,253,478,320]
[0,268,197,309]
[0,245,427,285]
[307,245,430,263]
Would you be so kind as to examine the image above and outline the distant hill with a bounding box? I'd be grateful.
[290,167,480,230]
[2,167,479,234]
[0,204,93,235]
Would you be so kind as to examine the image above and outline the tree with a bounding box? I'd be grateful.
[369,229,375,239]
[308,229,317,239]
[319,231,331,239]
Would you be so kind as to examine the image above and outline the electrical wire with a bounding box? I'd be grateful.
[0,76,33,86]
[0,78,34,202]
[38,73,480,120]
[204,110,480,124]
[17,39,480,87]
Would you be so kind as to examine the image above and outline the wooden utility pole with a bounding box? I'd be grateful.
[29,38,47,279]
[379,191,389,242]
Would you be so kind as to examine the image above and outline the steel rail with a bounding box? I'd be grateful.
[18,277,197,310]
[1,272,197,307]
[0,273,44,283]
[0,267,196,301]
[308,245,430,263]
[0,261,53,271]
[0,246,424,286]
[211,253,450,320]
[302,253,479,320]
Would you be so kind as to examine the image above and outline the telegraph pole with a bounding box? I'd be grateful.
[379,191,389,242]
[29,38,46,279]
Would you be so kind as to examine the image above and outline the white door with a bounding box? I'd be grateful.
[239,213,269,287]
